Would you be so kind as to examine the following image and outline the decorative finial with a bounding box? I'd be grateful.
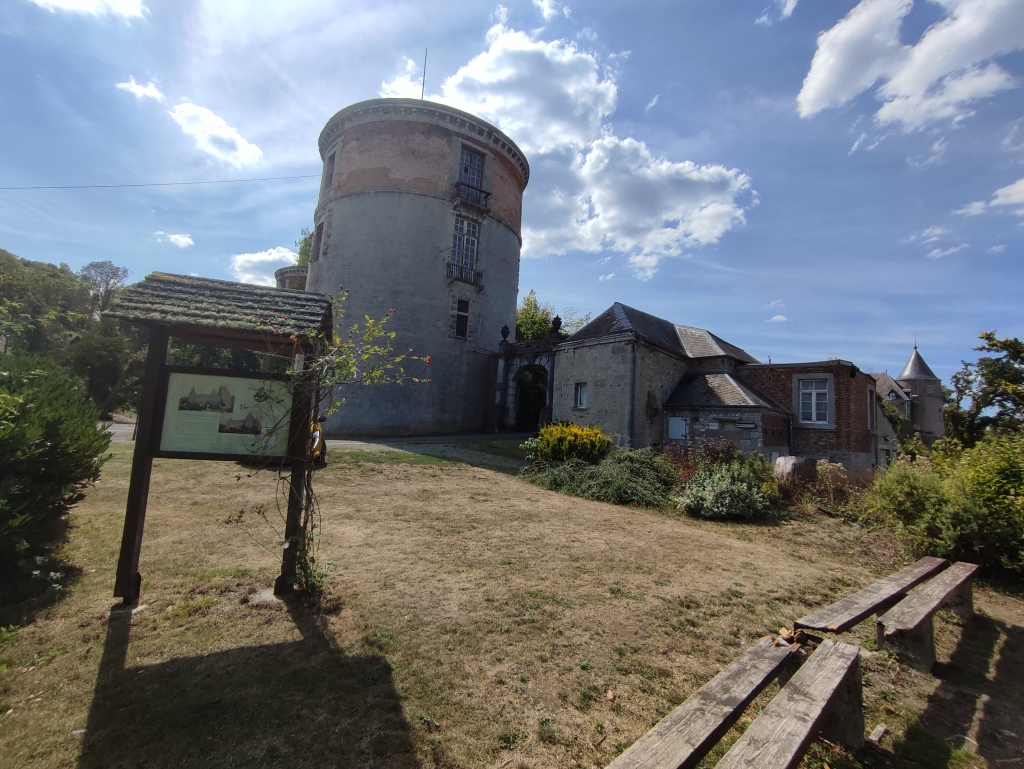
[500,323,510,341]
[551,315,562,334]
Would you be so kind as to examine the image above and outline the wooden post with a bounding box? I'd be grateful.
[275,360,311,596]
[113,326,168,603]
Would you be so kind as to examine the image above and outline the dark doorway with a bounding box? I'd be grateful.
[515,366,548,432]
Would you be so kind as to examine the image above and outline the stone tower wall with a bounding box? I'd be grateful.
[305,99,528,436]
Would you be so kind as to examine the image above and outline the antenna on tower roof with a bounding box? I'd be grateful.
[421,48,428,100]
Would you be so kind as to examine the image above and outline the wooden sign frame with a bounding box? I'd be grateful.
[152,365,294,463]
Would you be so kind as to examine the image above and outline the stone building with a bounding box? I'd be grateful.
[304,98,529,435]
[494,302,938,471]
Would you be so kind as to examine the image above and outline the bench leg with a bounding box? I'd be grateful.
[819,650,865,750]
[878,615,936,672]
[946,579,974,621]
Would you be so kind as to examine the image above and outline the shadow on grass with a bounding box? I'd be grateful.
[0,515,82,628]
[889,613,1024,767]
[77,601,420,769]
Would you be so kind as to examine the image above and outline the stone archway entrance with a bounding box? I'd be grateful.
[515,365,549,431]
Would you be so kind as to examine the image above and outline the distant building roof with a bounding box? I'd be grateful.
[105,272,333,345]
[897,347,939,381]
[872,372,910,401]
[563,302,759,363]
[664,371,788,412]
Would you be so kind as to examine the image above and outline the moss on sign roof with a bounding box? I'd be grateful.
[105,272,332,338]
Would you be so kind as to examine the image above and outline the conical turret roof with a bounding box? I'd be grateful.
[898,347,938,380]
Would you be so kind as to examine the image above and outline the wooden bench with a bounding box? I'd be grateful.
[794,556,948,633]
[876,561,979,671]
[606,636,799,769]
[715,639,864,769]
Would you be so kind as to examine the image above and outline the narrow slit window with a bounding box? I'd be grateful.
[323,152,336,192]
[311,222,324,263]
[455,299,470,338]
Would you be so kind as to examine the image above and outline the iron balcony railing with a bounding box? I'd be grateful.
[447,261,483,287]
[454,180,492,209]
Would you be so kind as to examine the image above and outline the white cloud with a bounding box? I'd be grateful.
[115,76,164,101]
[229,246,297,286]
[906,225,946,243]
[779,0,799,18]
[380,57,421,99]
[755,11,772,26]
[991,176,1024,214]
[436,23,616,155]
[167,103,262,168]
[926,243,968,258]
[798,0,1024,132]
[644,94,659,113]
[154,231,193,248]
[26,0,144,16]
[908,136,948,168]
[988,244,1006,252]
[523,136,750,277]
[954,200,988,215]
[768,299,785,307]
[598,272,614,281]
[533,0,559,20]
[766,314,790,322]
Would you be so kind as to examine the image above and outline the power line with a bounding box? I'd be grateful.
[0,174,320,191]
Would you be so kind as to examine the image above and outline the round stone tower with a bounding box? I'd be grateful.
[305,98,529,436]
[896,346,944,445]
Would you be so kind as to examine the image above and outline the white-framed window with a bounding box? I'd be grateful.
[452,217,478,272]
[668,417,688,441]
[574,382,587,409]
[799,378,829,423]
[926,384,935,393]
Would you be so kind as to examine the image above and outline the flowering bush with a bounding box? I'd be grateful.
[521,422,612,464]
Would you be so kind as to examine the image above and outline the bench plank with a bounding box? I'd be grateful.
[607,636,796,769]
[876,561,978,670]
[877,561,979,633]
[794,556,948,633]
[716,640,863,769]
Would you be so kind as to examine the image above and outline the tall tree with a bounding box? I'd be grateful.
[295,228,313,267]
[515,289,591,342]
[79,260,130,314]
[945,331,1024,446]
[0,249,92,354]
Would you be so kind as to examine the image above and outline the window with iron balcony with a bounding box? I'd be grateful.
[449,216,482,286]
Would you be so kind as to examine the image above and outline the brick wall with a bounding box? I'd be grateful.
[742,361,876,467]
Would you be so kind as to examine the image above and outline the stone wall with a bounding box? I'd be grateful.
[552,336,634,442]
[632,343,688,447]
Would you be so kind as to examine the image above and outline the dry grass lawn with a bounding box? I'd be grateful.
[1,442,1022,768]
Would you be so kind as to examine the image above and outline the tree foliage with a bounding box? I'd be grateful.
[0,249,92,354]
[945,331,1024,446]
[515,289,591,342]
[295,228,313,268]
[79,260,130,314]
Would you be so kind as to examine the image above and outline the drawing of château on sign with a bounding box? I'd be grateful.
[179,385,235,413]
[218,411,261,435]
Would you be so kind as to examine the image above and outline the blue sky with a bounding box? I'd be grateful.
[1,0,1022,382]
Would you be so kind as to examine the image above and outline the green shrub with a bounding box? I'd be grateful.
[677,454,779,520]
[866,437,1024,574]
[523,447,678,507]
[521,422,612,463]
[0,352,111,553]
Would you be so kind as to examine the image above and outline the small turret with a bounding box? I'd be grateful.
[896,345,944,445]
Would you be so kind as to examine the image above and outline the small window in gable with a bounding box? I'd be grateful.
[454,299,470,338]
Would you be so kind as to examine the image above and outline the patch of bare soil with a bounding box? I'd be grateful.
[0,445,1021,768]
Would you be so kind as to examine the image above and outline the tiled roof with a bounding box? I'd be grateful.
[105,272,333,338]
[563,302,759,363]
[664,371,788,413]
[897,348,939,380]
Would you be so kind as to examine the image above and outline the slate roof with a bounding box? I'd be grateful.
[105,272,333,339]
[664,371,788,413]
[563,302,759,363]
[897,347,939,380]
